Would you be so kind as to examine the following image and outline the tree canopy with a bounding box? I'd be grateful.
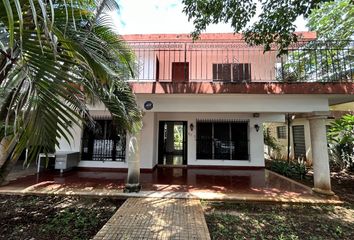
[182,0,335,52]
[308,0,354,41]
[0,0,142,182]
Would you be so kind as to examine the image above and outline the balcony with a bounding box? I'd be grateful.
[128,40,353,83]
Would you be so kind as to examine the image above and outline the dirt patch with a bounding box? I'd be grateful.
[298,170,354,204]
[0,195,124,240]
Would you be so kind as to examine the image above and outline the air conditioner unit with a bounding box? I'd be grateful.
[55,151,80,173]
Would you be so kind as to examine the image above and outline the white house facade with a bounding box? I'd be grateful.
[56,33,354,195]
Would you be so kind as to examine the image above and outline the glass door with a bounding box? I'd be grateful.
[158,121,187,165]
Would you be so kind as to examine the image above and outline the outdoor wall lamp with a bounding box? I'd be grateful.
[254,124,260,132]
[189,123,194,131]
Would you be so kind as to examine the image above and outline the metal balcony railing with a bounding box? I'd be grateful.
[128,40,353,83]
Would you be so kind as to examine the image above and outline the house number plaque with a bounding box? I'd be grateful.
[144,101,153,110]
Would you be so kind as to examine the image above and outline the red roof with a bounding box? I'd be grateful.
[122,32,317,42]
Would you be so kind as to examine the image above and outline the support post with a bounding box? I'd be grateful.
[124,132,141,193]
[308,114,334,196]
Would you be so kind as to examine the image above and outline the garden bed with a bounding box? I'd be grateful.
[0,195,124,240]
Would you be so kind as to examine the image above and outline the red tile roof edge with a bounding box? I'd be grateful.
[122,32,317,42]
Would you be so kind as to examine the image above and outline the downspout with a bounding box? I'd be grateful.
[287,113,291,162]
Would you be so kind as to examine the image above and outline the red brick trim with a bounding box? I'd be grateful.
[130,82,354,95]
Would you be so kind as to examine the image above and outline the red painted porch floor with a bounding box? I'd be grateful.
[0,167,340,203]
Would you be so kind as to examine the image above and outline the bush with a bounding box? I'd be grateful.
[327,114,354,171]
[269,159,308,180]
[263,126,282,156]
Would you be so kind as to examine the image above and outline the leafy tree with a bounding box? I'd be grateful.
[0,0,142,184]
[274,0,354,82]
[182,0,328,52]
[308,0,354,41]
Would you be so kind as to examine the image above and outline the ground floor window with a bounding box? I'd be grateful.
[196,121,249,160]
[81,119,126,161]
[276,126,287,139]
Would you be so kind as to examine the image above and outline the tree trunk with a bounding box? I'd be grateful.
[0,136,18,185]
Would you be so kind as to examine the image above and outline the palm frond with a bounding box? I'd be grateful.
[0,0,142,166]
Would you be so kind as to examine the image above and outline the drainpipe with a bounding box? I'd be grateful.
[287,113,291,162]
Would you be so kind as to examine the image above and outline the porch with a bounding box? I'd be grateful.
[0,167,339,203]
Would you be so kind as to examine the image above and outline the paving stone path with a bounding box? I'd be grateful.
[93,198,211,240]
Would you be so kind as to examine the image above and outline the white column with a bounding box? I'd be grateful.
[124,132,141,192]
[308,115,334,195]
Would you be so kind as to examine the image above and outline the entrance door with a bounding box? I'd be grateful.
[292,125,306,160]
[172,62,189,82]
[158,121,187,165]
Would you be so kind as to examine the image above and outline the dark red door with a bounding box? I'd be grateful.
[172,62,189,81]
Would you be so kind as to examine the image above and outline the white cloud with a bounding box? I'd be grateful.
[109,0,307,35]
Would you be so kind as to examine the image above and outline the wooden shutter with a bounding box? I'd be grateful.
[212,64,218,80]
[222,64,231,81]
[232,63,251,82]
[244,63,251,81]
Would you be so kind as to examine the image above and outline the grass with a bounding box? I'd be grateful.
[203,201,354,240]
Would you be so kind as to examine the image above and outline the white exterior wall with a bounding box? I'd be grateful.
[56,122,82,152]
[136,94,330,113]
[140,112,156,168]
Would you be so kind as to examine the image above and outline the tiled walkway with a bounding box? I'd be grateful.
[93,198,211,240]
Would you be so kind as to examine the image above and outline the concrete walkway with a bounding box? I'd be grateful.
[93,198,211,240]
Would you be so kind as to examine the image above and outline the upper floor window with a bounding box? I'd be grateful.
[213,63,251,82]
[276,126,287,139]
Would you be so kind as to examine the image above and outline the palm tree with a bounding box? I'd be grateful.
[0,0,142,184]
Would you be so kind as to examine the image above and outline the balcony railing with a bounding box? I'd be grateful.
[128,40,353,83]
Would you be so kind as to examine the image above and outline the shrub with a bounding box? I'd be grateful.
[327,114,354,171]
[269,159,308,180]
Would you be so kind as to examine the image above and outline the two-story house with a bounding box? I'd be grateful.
[57,33,354,195]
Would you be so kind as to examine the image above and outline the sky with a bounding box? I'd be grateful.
[109,0,308,35]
